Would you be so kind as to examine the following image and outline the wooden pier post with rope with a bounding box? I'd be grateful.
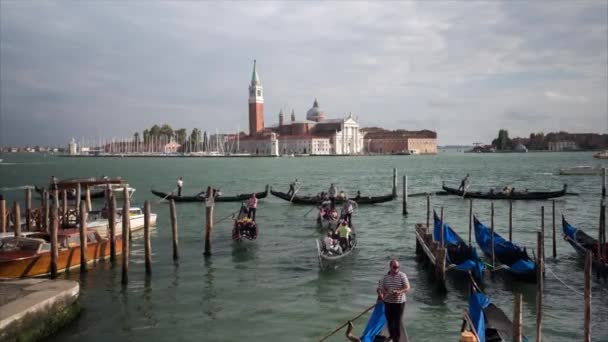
[13,202,21,237]
[508,200,513,242]
[513,293,523,342]
[204,186,215,256]
[79,205,88,272]
[144,200,152,275]
[535,230,544,342]
[0,195,6,233]
[583,251,592,342]
[170,199,179,260]
[50,190,59,279]
[402,175,408,216]
[109,191,117,262]
[121,185,130,285]
[25,187,32,232]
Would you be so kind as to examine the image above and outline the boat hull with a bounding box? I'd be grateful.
[442,184,567,200]
[271,190,395,205]
[151,187,269,202]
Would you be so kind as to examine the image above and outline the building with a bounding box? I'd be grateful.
[363,128,437,154]
[68,138,78,155]
[163,140,181,153]
[238,61,364,156]
[548,141,577,151]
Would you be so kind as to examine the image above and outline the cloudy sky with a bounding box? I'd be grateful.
[1,1,606,146]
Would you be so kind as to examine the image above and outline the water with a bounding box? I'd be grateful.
[1,152,607,341]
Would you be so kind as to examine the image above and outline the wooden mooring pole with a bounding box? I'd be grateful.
[468,199,473,245]
[121,186,130,285]
[583,251,592,342]
[402,175,408,216]
[123,186,131,240]
[513,292,523,342]
[13,202,21,237]
[79,205,88,272]
[204,186,214,256]
[144,200,152,275]
[170,199,179,260]
[50,190,59,279]
[541,206,545,267]
[535,231,544,342]
[62,190,68,227]
[85,185,92,212]
[599,198,606,279]
[508,200,513,242]
[109,192,117,262]
[552,200,556,259]
[76,183,81,214]
[0,195,6,233]
[440,207,445,248]
[426,194,430,229]
[392,168,397,197]
[25,187,32,232]
[491,202,495,269]
[43,190,49,232]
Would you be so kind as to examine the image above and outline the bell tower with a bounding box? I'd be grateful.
[248,60,264,135]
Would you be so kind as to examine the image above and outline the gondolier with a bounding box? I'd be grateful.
[341,198,358,227]
[328,183,338,208]
[177,177,184,197]
[247,193,258,221]
[458,174,470,191]
[377,259,410,342]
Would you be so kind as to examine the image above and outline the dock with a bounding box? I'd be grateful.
[0,279,80,342]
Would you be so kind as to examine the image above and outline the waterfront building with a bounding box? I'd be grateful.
[363,128,437,154]
[68,138,78,155]
[548,140,578,151]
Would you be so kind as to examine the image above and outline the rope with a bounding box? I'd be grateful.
[545,266,584,296]
[317,302,376,342]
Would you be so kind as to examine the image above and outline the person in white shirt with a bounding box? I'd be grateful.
[177,177,184,197]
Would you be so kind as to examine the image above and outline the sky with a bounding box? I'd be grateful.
[1,1,607,146]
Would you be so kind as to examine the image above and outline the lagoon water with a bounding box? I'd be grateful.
[1,152,607,341]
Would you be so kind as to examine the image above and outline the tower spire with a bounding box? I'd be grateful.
[251,59,260,85]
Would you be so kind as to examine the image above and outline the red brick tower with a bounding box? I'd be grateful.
[248,60,264,135]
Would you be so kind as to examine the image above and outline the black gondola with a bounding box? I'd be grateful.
[442,182,567,200]
[270,190,395,205]
[232,204,258,241]
[150,185,269,203]
[34,185,106,200]
[562,216,608,270]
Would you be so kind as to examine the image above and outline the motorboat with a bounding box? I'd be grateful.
[87,207,157,237]
[558,165,603,175]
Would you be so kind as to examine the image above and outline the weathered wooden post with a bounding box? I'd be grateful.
[402,175,408,216]
[62,190,68,227]
[541,206,545,266]
[0,195,6,233]
[50,190,59,279]
[426,194,430,229]
[535,231,544,342]
[599,198,606,278]
[170,199,179,260]
[583,251,592,342]
[25,187,32,231]
[79,205,88,272]
[123,186,131,240]
[13,201,21,237]
[440,207,445,248]
[204,186,215,256]
[491,202,495,269]
[603,167,607,198]
[513,293,523,342]
[109,193,117,262]
[508,200,513,242]
[121,186,130,284]
[43,190,50,232]
[144,200,152,275]
[468,199,473,245]
[552,200,556,259]
[392,168,397,197]
[76,183,81,213]
[435,247,446,283]
[85,185,92,212]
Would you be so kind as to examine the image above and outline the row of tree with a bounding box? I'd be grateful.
[491,129,608,151]
[135,124,211,152]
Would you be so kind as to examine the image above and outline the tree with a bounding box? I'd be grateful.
[160,124,174,140]
[143,129,150,144]
[175,128,187,145]
[492,129,512,150]
[202,131,208,152]
[190,128,202,151]
[149,125,161,138]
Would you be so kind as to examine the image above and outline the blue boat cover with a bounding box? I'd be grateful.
[361,301,386,342]
[433,212,484,281]
[469,291,490,342]
[562,219,577,240]
[474,217,536,275]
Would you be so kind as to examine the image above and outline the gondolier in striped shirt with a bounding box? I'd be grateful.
[377,259,410,342]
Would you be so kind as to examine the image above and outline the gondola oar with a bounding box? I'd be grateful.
[303,204,318,217]
[289,185,301,202]
[157,188,177,203]
[317,302,377,342]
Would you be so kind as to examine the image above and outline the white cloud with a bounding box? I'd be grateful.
[544,91,589,103]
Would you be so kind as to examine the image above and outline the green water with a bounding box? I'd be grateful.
[1,152,607,341]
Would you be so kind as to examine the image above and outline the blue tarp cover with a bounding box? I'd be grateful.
[361,301,386,342]
[469,292,490,342]
[474,217,536,274]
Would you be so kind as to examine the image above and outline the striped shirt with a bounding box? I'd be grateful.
[378,271,410,303]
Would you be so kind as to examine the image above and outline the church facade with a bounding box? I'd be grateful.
[238,61,364,156]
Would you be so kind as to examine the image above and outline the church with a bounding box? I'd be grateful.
[238,61,364,156]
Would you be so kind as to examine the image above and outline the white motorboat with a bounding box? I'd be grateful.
[558,165,604,175]
[92,184,136,199]
[87,207,157,237]
[593,150,608,159]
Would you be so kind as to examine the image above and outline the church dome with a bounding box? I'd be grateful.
[306,98,326,122]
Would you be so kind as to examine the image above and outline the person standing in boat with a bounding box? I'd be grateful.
[377,259,410,342]
[247,193,258,221]
[341,197,358,227]
[287,178,299,197]
[458,174,470,191]
[177,177,184,197]
[328,183,338,208]
[336,220,352,251]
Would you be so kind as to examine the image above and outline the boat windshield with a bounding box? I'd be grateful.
[0,238,42,252]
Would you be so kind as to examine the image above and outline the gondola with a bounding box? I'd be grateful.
[316,221,357,268]
[461,275,525,342]
[434,212,485,282]
[562,216,608,268]
[232,205,258,241]
[473,217,536,281]
[271,190,395,205]
[34,185,106,200]
[345,300,408,342]
[150,185,269,202]
[442,182,567,200]
[316,205,339,230]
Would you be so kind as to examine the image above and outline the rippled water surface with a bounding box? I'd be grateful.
[1,152,607,341]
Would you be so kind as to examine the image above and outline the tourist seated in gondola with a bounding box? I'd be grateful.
[336,220,352,251]
[323,231,342,255]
